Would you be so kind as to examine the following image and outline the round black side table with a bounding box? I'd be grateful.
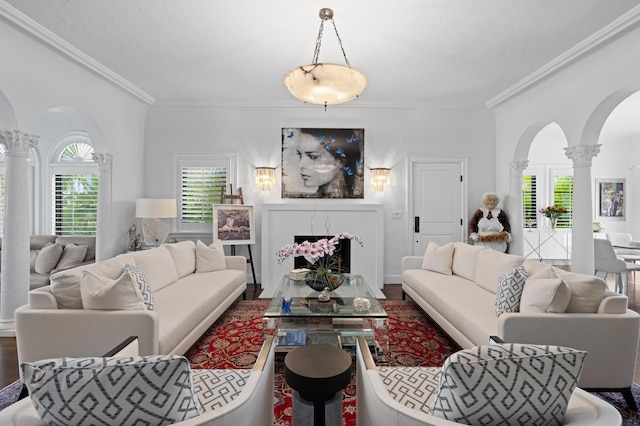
[284,344,352,426]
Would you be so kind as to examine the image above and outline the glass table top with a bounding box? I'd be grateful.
[264,274,387,318]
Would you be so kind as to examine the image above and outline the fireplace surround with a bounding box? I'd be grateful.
[261,203,384,298]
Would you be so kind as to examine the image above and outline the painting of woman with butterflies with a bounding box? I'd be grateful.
[282,128,364,199]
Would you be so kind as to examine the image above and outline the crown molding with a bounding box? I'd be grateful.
[0,1,155,106]
[486,5,640,109]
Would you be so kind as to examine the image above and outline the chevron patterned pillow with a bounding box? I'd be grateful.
[431,344,586,426]
[21,355,202,426]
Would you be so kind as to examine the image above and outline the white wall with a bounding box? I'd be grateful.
[0,19,149,255]
[144,105,496,283]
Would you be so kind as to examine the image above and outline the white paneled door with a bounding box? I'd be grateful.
[412,161,464,256]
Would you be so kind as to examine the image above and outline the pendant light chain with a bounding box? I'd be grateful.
[312,17,351,67]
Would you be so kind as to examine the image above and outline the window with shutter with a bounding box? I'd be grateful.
[51,142,98,236]
[553,175,573,228]
[176,155,237,232]
[522,174,537,228]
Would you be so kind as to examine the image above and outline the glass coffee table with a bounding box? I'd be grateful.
[263,274,388,360]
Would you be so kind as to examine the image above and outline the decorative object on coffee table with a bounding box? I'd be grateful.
[276,232,363,292]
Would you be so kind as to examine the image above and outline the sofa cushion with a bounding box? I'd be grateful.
[131,246,179,292]
[495,265,528,316]
[165,240,197,278]
[421,241,454,275]
[196,239,226,273]
[523,260,558,278]
[124,264,155,311]
[452,243,486,281]
[431,344,586,426]
[21,355,202,426]
[81,269,147,310]
[377,366,441,414]
[555,269,607,313]
[520,277,571,313]
[34,242,63,274]
[475,250,525,294]
[55,236,96,262]
[50,254,137,309]
[53,243,88,272]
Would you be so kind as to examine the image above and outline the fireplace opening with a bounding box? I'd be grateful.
[293,235,351,273]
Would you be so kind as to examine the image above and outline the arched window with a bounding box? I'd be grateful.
[50,140,98,236]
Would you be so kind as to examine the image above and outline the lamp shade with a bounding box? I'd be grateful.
[135,199,177,218]
[284,63,367,105]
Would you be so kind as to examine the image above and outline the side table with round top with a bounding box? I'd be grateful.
[284,344,352,426]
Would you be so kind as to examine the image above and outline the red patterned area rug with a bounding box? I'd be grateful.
[185,299,458,426]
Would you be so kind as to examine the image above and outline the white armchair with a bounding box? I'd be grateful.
[0,336,275,426]
[356,336,622,426]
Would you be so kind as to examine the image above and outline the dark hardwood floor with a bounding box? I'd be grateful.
[0,283,404,390]
[2,278,637,390]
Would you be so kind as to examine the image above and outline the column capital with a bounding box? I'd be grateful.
[0,130,38,157]
[564,144,601,167]
[92,152,113,171]
[510,160,529,176]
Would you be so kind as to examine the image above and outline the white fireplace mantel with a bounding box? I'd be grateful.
[260,203,384,298]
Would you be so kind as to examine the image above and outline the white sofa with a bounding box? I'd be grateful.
[0,336,275,426]
[355,336,622,426]
[402,241,640,407]
[15,240,247,365]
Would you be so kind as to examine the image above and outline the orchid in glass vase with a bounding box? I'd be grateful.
[276,232,364,291]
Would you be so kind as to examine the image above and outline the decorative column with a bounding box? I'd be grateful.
[565,144,600,274]
[92,153,113,262]
[0,130,38,335]
[509,160,528,256]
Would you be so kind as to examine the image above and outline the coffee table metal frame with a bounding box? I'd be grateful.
[263,274,389,358]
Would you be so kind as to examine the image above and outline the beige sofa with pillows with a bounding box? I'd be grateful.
[402,241,640,406]
[15,240,247,365]
[0,235,96,290]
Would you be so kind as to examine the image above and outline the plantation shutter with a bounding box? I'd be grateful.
[180,166,227,224]
[52,174,99,235]
[553,175,573,228]
[522,174,537,228]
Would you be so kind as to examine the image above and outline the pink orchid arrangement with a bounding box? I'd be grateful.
[276,232,363,266]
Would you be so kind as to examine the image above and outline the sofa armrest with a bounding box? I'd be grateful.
[225,256,247,271]
[598,290,628,314]
[402,256,423,271]
[499,311,640,388]
[15,305,159,364]
[28,287,58,309]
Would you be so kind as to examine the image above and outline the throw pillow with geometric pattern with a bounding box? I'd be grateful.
[21,355,202,426]
[124,263,155,310]
[192,369,252,411]
[431,344,586,426]
[377,366,441,414]
[495,265,528,316]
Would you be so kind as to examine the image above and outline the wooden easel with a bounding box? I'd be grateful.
[220,185,257,285]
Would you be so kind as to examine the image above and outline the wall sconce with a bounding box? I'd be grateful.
[371,168,391,192]
[255,167,276,191]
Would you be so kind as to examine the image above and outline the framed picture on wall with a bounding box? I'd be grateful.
[595,178,625,221]
[281,128,364,199]
[212,204,255,244]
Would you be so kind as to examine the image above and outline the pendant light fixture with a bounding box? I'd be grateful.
[284,8,367,110]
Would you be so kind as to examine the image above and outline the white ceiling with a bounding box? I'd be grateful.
[4,0,640,108]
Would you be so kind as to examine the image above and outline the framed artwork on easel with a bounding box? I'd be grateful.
[212,204,255,244]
